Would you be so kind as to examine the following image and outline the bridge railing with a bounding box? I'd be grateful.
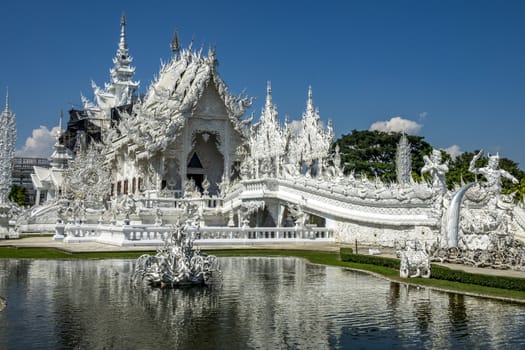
[61,223,334,245]
[132,196,223,210]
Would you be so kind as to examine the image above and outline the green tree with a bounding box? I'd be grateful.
[334,130,525,201]
[334,130,433,182]
[8,185,29,207]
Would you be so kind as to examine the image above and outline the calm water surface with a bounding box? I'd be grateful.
[0,257,524,349]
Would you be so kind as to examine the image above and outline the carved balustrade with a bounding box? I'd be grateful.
[136,196,223,209]
[61,222,333,246]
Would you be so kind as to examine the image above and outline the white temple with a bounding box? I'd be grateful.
[17,16,525,268]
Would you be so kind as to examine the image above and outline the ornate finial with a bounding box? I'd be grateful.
[306,85,314,112]
[58,110,63,136]
[171,30,180,54]
[208,46,218,68]
[4,87,8,113]
[119,13,127,50]
[266,81,272,106]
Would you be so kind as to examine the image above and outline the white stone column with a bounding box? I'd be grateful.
[158,156,165,190]
[223,122,230,179]
[35,189,41,206]
[180,124,190,194]
[277,203,285,228]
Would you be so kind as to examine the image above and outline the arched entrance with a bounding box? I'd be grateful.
[186,132,224,195]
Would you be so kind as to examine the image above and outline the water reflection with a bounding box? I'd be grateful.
[0,257,525,349]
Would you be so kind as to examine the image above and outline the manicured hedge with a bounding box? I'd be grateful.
[431,264,525,292]
[340,248,400,269]
[340,248,525,292]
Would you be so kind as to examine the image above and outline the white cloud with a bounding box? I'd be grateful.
[419,111,428,120]
[444,145,462,160]
[369,116,423,135]
[287,120,302,137]
[16,126,59,158]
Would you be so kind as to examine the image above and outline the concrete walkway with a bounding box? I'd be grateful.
[2,236,525,279]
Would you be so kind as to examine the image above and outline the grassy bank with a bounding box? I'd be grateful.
[2,246,525,302]
[0,246,152,259]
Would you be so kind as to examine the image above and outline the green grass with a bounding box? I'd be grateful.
[0,246,153,259]
[2,246,525,302]
[19,234,54,238]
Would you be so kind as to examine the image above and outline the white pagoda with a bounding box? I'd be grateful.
[0,91,16,204]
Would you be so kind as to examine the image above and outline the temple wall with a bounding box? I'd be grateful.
[329,219,440,248]
[110,146,143,195]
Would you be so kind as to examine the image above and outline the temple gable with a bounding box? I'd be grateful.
[194,84,229,119]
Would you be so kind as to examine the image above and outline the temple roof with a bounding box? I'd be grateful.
[31,166,62,190]
[115,47,252,156]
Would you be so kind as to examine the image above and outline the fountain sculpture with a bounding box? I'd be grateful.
[131,221,220,288]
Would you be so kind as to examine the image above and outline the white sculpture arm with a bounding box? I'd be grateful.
[469,150,483,174]
[501,169,519,184]
[437,161,449,174]
[421,155,431,175]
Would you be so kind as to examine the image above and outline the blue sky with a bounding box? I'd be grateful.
[1,1,524,168]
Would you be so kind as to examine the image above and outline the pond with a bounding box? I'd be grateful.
[1,257,524,349]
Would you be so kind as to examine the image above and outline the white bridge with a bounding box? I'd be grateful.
[48,176,442,247]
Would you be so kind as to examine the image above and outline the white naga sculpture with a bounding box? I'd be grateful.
[432,149,525,271]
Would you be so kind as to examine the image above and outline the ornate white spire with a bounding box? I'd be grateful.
[171,30,180,54]
[119,14,127,51]
[4,87,8,113]
[107,13,139,106]
[49,111,72,170]
[261,81,277,125]
[266,81,272,107]
[396,132,412,185]
[306,85,314,114]
[250,82,285,171]
[288,86,332,164]
[0,89,16,203]
[58,109,63,134]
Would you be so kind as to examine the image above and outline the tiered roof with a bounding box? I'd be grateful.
[116,45,252,156]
